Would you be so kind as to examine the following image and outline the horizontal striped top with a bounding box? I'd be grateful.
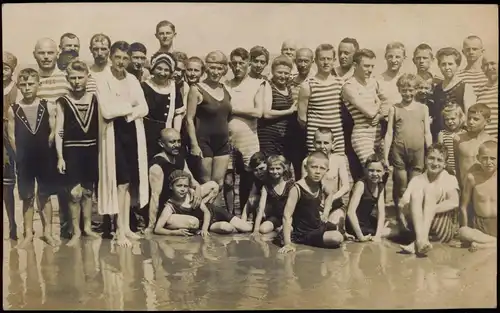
[438,129,463,174]
[37,68,70,103]
[458,69,488,94]
[476,82,498,138]
[342,77,380,128]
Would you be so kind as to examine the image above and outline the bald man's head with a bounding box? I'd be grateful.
[482,50,498,82]
[159,128,182,156]
[295,48,314,76]
[281,40,297,60]
[34,38,58,71]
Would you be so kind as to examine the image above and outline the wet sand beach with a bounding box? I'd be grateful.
[3,211,497,310]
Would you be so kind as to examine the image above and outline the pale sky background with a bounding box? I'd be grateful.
[2,3,498,75]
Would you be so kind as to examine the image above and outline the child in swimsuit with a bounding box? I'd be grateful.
[279,151,344,253]
[155,170,252,236]
[346,154,390,242]
[241,151,268,222]
[437,105,466,175]
[253,155,295,235]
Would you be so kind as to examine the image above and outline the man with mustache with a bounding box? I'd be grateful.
[127,42,150,82]
[33,38,72,240]
[144,128,218,235]
[333,37,358,82]
[59,33,80,54]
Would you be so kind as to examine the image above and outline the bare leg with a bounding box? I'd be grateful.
[223,170,235,214]
[209,221,236,234]
[200,158,214,184]
[161,214,199,231]
[259,221,275,234]
[393,168,410,230]
[201,181,219,204]
[458,226,497,245]
[323,230,344,248]
[123,187,141,240]
[211,155,230,207]
[39,194,57,247]
[67,185,83,247]
[81,187,100,239]
[418,190,441,253]
[116,184,132,247]
[3,184,17,240]
[408,190,430,254]
[229,216,252,232]
[17,196,35,249]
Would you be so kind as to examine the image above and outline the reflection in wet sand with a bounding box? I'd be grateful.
[2,235,496,310]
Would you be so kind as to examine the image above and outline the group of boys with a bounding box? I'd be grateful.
[2,24,497,254]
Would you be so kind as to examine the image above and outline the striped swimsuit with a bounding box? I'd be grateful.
[438,129,463,175]
[37,69,71,103]
[476,82,498,138]
[458,69,488,94]
[343,77,381,164]
[305,76,344,155]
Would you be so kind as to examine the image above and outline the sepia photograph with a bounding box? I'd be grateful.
[2,2,498,310]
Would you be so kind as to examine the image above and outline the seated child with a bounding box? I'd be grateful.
[253,155,295,235]
[437,105,466,175]
[278,151,344,253]
[241,151,268,221]
[301,128,351,233]
[399,144,460,256]
[458,141,497,251]
[155,170,253,236]
[346,154,390,242]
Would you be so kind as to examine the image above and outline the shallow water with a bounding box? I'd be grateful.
[2,231,496,310]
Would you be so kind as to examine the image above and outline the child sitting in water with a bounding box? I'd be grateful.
[458,141,497,251]
[279,151,344,253]
[437,105,466,175]
[155,170,253,236]
[301,128,351,234]
[241,151,268,221]
[399,144,460,256]
[252,155,295,235]
[346,154,390,242]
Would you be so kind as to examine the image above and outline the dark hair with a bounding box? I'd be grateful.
[436,47,462,67]
[156,20,176,34]
[89,33,111,49]
[315,43,336,60]
[18,68,40,82]
[66,59,89,74]
[128,42,147,56]
[314,127,335,142]
[353,49,376,64]
[168,170,192,189]
[364,154,389,184]
[271,55,293,71]
[339,37,359,51]
[468,103,492,119]
[427,143,448,161]
[249,151,267,169]
[414,43,434,58]
[60,32,78,43]
[110,41,130,56]
[230,47,250,61]
[249,46,270,64]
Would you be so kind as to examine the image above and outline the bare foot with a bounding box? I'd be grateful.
[42,233,58,247]
[83,229,101,240]
[468,242,478,252]
[115,234,132,247]
[125,230,142,240]
[142,227,154,238]
[416,242,432,256]
[400,242,416,254]
[16,233,34,249]
[66,233,81,247]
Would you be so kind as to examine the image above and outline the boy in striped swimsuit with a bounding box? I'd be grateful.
[476,50,498,138]
[458,36,488,94]
[399,144,460,256]
[55,60,100,246]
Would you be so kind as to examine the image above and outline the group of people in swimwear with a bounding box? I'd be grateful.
[2,19,497,257]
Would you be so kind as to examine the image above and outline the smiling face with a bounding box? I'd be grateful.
[425,149,446,176]
[252,162,267,181]
[160,130,182,156]
[271,64,291,87]
[355,56,376,80]
[250,55,267,76]
[185,60,203,84]
[385,48,405,72]
[60,36,80,53]
[365,161,385,184]
[268,161,285,180]
[398,83,417,104]
[151,62,172,85]
[156,25,176,48]
[205,62,225,83]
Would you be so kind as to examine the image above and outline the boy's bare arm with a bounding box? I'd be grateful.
[423,105,433,147]
[54,100,65,161]
[48,102,57,147]
[434,188,460,214]
[453,135,463,186]
[282,186,300,246]
[384,106,395,163]
[7,107,16,155]
[459,173,474,227]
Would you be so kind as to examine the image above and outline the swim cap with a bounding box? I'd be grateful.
[3,51,18,70]
[205,50,228,65]
[151,52,177,73]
